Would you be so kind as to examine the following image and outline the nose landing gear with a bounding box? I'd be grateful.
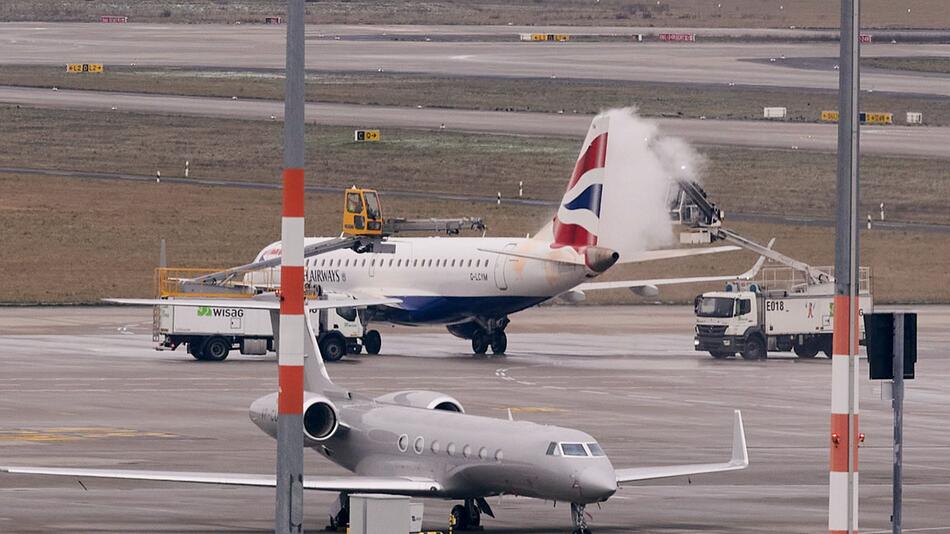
[571,502,592,534]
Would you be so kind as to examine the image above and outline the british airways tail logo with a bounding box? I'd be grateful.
[552,131,608,248]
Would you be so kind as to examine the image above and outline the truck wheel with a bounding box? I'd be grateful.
[741,336,766,361]
[188,340,206,361]
[793,340,819,359]
[709,351,733,359]
[820,336,834,358]
[363,330,382,355]
[319,335,347,362]
[202,337,231,362]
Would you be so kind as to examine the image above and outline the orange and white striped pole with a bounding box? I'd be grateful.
[830,0,860,533]
[275,0,306,532]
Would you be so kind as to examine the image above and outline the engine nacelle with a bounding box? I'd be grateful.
[375,390,465,414]
[303,394,340,443]
[249,392,340,444]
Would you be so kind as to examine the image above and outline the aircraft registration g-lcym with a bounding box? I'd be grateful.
[242,112,745,355]
[2,299,749,534]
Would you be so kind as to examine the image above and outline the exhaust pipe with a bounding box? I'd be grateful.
[584,246,620,274]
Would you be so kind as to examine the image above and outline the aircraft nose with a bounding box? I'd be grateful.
[576,464,618,501]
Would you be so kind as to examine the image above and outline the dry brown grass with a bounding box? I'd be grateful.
[4,66,950,126]
[2,105,947,226]
[1,172,946,305]
[0,0,947,28]
[865,57,950,75]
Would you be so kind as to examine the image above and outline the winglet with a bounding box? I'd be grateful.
[730,410,749,468]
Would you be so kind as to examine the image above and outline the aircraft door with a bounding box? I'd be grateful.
[494,243,516,291]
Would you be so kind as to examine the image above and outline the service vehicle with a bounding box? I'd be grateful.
[153,296,379,362]
[693,266,873,360]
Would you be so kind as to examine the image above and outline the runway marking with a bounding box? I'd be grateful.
[0,427,177,443]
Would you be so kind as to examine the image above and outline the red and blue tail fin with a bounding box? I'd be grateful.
[551,114,609,249]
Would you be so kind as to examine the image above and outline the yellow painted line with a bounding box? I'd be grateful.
[0,427,177,443]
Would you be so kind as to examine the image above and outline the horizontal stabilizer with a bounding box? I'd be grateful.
[621,245,739,264]
[575,243,770,292]
[615,410,748,485]
[0,466,441,495]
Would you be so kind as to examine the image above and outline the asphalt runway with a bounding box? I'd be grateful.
[2,23,950,95]
[3,86,950,159]
[2,305,949,533]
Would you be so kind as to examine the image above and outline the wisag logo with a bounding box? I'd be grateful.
[197,307,212,317]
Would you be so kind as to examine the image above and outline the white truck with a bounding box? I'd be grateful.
[693,267,873,360]
[153,299,381,362]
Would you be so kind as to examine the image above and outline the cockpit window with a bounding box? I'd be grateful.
[586,443,605,457]
[560,443,589,457]
[545,442,558,456]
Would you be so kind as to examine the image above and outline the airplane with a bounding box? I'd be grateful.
[223,112,746,356]
[2,299,749,534]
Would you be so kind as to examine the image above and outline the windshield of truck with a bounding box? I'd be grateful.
[696,297,735,318]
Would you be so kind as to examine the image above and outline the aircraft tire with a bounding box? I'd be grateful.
[471,332,489,354]
[319,334,347,362]
[202,337,231,362]
[450,504,468,530]
[363,330,382,355]
[490,331,508,355]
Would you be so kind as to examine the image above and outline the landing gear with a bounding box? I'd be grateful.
[490,331,507,355]
[363,329,382,355]
[450,498,487,531]
[571,503,592,534]
[471,331,489,354]
[326,492,349,531]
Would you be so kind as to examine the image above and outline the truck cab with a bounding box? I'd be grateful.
[694,291,763,360]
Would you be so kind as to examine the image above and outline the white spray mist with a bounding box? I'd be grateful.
[595,107,706,260]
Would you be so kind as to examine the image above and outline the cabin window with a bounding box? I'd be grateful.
[462,444,472,458]
[431,440,441,454]
[586,443,605,457]
[362,259,367,267]
[397,259,402,267]
[413,259,418,267]
[388,259,394,267]
[446,442,456,456]
[427,259,432,267]
[370,259,376,267]
[413,436,425,454]
[545,442,559,456]
[321,259,326,267]
[478,447,488,460]
[451,259,456,267]
[467,259,472,268]
[397,434,409,453]
[560,443,588,457]
[345,259,350,267]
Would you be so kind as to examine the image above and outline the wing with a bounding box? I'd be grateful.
[615,410,748,485]
[0,466,441,495]
[621,245,739,263]
[104,296,402,310]
[576,239,772,293]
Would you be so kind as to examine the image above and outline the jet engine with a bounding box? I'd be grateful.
[249,392,340,444]
[375,390,465,413]
[303,394,340,443]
